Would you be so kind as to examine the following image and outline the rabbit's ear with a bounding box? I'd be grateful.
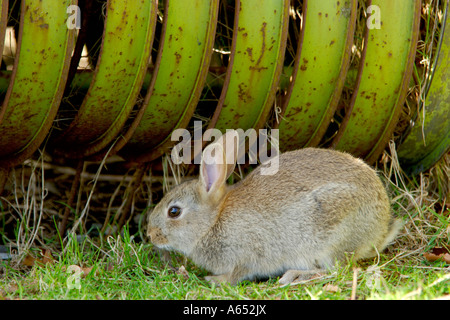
[200,142,227,193]
[216,130,239,179]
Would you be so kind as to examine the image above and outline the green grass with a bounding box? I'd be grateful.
[1,154,448,300]
[1,220,449,300]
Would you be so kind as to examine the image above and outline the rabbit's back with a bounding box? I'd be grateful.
[230,148,389,216]
[209,148,394,277]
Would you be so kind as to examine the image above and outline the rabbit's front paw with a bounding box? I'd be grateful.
[205,274,232,286]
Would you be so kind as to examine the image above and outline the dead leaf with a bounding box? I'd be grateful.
[424,247,450,264]
[443,253,450,264]
[42,249,55,264]
[22,254,38,267]
[323,283,341,293]
[176,265,189,279]
[106,262,115,272]
[62,265,95,277]
[22,249,55,267]
[80,266,94,278]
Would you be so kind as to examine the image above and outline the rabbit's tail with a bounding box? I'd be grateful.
[380,218,404,250]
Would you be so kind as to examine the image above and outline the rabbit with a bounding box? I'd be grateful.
[147,131,402,285]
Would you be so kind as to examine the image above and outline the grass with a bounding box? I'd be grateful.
[0,231,449,300]
[0,147,449,301]
[0,186,449,300]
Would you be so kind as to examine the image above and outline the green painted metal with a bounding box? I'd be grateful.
[398,2,450,175]
[278,0,357,152]
[209,0,289,133]
[122,0,219,163]
[332,0,421,163]
[0,0,75,167]
[0,0,444,174]
[0,0,7,71]
[52,0,158,158]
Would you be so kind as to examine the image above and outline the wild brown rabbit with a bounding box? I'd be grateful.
[147,131,402,285]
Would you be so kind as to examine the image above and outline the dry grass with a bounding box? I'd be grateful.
[0,134,448,300]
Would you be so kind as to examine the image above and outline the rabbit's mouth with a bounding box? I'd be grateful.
[148,226,169,246]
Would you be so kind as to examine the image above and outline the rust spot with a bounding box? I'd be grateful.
[300,58,308,71]
[246,47,254,61]
[254,22,267,67]
[249,66,268,71]
[237,82,251,103]
[362,91,378,104]
[288,106,303,117]
[174,52,182,64]
[330,40,335,46]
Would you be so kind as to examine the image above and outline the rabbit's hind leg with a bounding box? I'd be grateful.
[278,269,327,285]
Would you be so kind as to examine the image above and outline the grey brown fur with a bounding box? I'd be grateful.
[147,132,402,285]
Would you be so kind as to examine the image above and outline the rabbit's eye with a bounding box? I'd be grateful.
[167,206,182,219]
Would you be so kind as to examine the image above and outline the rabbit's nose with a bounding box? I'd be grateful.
[148,227,168,245]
